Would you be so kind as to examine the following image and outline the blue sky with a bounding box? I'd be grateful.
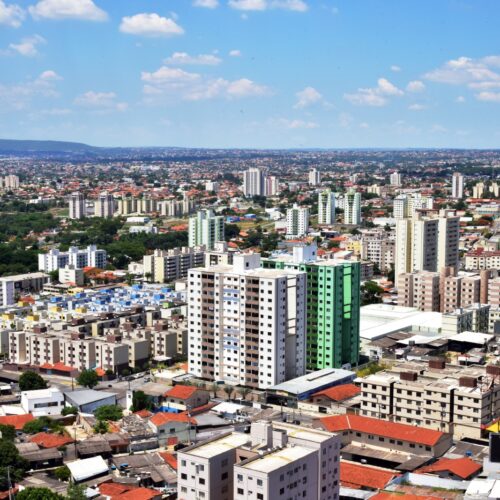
[0,0,499,148]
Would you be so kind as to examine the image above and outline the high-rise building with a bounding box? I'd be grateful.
[187,254,307,389]
[393,193,434,219]
[397,271,441,311]
[318,189,336,225]
[188,209,225,250]
[308,168,321,186]
[395,211,459,282]
[473,182,485,199]
[68,192,86,220]
[390,171,402,186]
[343,189,361,225]
[143,247,205,283]
[263,244,360,370]
[451,172,464,199]
[3,175,20,190]
[286,204,309,238]
[94,191,115,218]
[38,245,107,272]
[360,230,395,273]
[242,167,265,197]
[264,175,279,196]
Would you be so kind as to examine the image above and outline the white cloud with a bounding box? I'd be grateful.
[359,122,369,129]
[193,0,219,7]
[9,34,45,57]
[229,49,241,57]
[0,0,24,27]
[228,0,308,11]
[294,86,322,109]
[344,77,403,107]
[390,65,401,72]
[277,118,318,129]
[120,13,184,37]
[408,103,426,111]
[0,70,61,110]
[406,80,425,93]
[29,0,107,21]
[164,52,221,66]
[475,91,500,103]
[141,65,270,101]
[424,56,500,87]
[74,91,128,111]
[456,95,465,103]
[430,124,447,133]
[338,112,353,128]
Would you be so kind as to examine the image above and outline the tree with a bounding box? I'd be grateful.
[361,281,385,306]
[223,385,233,400]
[67,483,87,500]
[23,416,60,435]
[61,406,78,416]
[0,424,16,441]
[19,371,47,391]
[238,387,251,401]
[0,439,28,490]
[17,488,64,500]
[54,465,70,481]
[130,391,152,412]
[76,369,98,389]
[93,420,109,434]
[94,405,123,421]
[210,382,219,398]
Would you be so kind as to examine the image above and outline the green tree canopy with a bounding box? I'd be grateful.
[19,371,47,391]
[130,391,152,413]
[0,424,16,441]
[16,488,64,500]
[94,405,123,422]
[76,369,98,389]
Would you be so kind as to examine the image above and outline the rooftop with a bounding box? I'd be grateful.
[164,384,201,400]
[312,383,360,401]
[417,456,482,480]
[340,461,399,490]
[64,389,117,407]
[181,432,249,459]
[240,445,314,473]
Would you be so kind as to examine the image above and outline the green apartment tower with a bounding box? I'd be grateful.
[262,244,360,370]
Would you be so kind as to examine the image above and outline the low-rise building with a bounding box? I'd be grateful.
[21,387,65,417]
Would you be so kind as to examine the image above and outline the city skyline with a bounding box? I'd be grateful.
[1,0,499,149]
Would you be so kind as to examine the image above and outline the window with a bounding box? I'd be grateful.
[181,460,186,467]
[257,479,263,486]
[199,478,205,485]
[237,488,244,495]
[237,474,243,482]
[221,472,228,480]
[181,473,187,480]
[257,494,264,500]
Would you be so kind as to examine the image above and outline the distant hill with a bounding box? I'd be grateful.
[0,139,99,153]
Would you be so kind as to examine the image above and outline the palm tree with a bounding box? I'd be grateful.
[223,385,233,400]
[211,382,219,398]
[238,387,251,401]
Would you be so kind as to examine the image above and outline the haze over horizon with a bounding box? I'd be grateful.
[1,0,499,149]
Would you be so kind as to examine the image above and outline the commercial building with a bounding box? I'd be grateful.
[358,360,500,439]
[38,245,107,272]
[21,387,65,417]
[309,168,321,186]
[177,421,340,500]
[452,172,464,199]
[68,192,86,219]
[342,189,361,225]
[0,272,50,307]
[143,247,205,283]
[263,244,360,370]
[318,189,336,225]
[188,209,225,250]
[64,389,117,414]
[242,167,265,197]
[187,254,307,389]
[94,191,115,218]
[286,204,309,238]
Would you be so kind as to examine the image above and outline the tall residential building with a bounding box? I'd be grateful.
[187,254,307,389]
[390,171,402,186]
[177,421,340,500]
[242,167,265,197]
[264,175,279,196]
[343,189,361,225]
[360,230,395,273]
[318,189,336,225]
[451,172,464,198]
[308,168,321,186]
[397,271,441,311]
[473,182,485,199]
[68,192,86,220]
[393,193,434,219]
[286,204,309,238]
[94,191,115,218]
[395,211,459,282]
[3,175,20,190]
[38,245,107,272]
[188,209,225,250]
[143,247,205,283]
[263,244,360,370]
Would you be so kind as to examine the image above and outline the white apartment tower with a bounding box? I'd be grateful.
[451,172,464,199]
[308,168,321,186]
[393,193,434,219]
[318,189,336,225]
[343,189,361,225]
[390,171,402,186]
[95,191,115,218]
[188,209,225,250]
[187,254,307,389]
[286,204,310,238]
[243,168,265,197]
[264,176,279,196]
[68,192,86,220]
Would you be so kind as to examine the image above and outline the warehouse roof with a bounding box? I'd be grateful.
[67,456,108,482]
[64,389,117,407]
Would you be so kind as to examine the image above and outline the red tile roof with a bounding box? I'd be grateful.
[371,493,441,500]
[164,384,199,400]
[40,362,75,373]
[340,461,399,490]
[0,413,34,430]
[159,451,178,470]
[417,457,481,480]
[134,409,153,419]
[99,483,133,497]
[319,415,445,447]
[29,432,74,449]
[312,384,360,402]
[149,412,196,426]
[115,487,160,500]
